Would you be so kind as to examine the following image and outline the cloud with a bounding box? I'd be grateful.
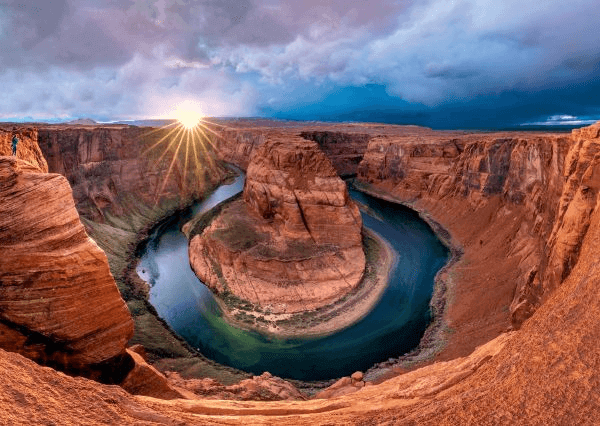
[1,0,600,126]
[522,115,598,126]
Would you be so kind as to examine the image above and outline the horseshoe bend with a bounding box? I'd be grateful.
[1,120,600,424]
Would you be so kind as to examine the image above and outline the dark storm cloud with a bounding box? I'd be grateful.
[1,0,599,126]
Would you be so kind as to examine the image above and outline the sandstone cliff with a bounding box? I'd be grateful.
[0,127,48,172]
[0,155,133,378]
[34,124,249,385]
[38,125,229,222]
[189,136,365,318]
[3,214,600,425]
[206,120,422,176]
[2,123,600,424]
[354,125,600,365]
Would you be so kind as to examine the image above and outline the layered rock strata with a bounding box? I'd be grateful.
[2,123,600,424]
[207,119,443,176]
[0,127,48,171]
[37,125,229,222]
[355,125,600,364]
[189,137,365,317]
[0,155,134,377]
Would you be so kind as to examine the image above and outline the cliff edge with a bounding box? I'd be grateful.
[0,155,134,378]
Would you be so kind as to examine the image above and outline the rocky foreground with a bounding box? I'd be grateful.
[1,120,600,424]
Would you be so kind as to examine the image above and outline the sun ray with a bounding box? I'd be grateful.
[155,128,186,204]
[183,127,190,185]
[134,104,242,207]
[190,125,202,177]
[192,125,217,171]
[141,123,182,156]
[150,126,187,200]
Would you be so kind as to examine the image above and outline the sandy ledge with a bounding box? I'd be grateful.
[207,227,397,338]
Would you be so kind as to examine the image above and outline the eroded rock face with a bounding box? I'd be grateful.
[207,120,381,176]
[542,123,600,294]
[165,371,307,401]
[2,123,600,424]
[0,156,134,374]
[244,138,363,247]
[0,127,48,172]
[189,137,365,315]
[356,127,600,336]
[37,125,228,222]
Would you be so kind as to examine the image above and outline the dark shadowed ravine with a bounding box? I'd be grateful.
[137,173,448,381]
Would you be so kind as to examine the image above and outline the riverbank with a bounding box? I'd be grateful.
[351,179,517,384]
[200,227,396,338]
[350,181,460,378]
[84,170,254,386]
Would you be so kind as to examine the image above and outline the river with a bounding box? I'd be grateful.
[136,173,448,381]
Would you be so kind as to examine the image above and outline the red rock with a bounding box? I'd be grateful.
[0,155,133,372]
[37,125,230,222]
[120,349,187,400]
[189,136,365,315]
[357,131,570,338]
[165,370,306,401]
[0,127,48,172]
[350,371,363,382]
[1,122,600,425]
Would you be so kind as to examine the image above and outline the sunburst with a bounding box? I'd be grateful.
[138,103,230,205]
[175,107,203,129]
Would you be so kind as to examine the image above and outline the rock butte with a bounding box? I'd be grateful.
[0,121,599,424]
[188,136,366,319]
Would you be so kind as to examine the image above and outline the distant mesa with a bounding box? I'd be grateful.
[64,118,98,125]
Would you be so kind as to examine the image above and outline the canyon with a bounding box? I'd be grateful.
[1,120,600,424]
[187,135,373,335]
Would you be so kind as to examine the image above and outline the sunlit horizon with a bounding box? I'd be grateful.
[136,104,236,205]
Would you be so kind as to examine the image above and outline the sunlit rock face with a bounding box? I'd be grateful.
[189,136,365,315]
[37,125,228,222]
[207,120,386,176]
[0,126,48,171]
[1,124,600,424]
[0,155,133,375]
[357,125,600,332]
[244,137,363,248]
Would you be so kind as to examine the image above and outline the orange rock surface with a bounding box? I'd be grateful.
[354,125,600,368]
[208,119,401,175]
[0,126,48,171]
[2,121,600,424]
[37,125,229,222]
[189,136,365,315]
[0,156,133,374]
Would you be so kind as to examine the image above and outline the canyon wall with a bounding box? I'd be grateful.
[0,127,48,172]
[38,125,229,223]
[2,122,600,423]
[356,126,600,351]
[0,155,134,379]
[208,121,393,175]
[34,125,249,385]
[189,136,365,316]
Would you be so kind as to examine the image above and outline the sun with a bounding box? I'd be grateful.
[173,101,204,130]
[175,107,204,129]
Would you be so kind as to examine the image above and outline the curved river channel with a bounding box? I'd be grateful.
[137,173,448,381]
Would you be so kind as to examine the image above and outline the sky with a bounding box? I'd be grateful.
[1,0,600,128]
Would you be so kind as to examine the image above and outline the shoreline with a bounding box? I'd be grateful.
[120,175,453,391]
[350,180,463,381]
[85,167,256,387]
[209,227,397,339]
